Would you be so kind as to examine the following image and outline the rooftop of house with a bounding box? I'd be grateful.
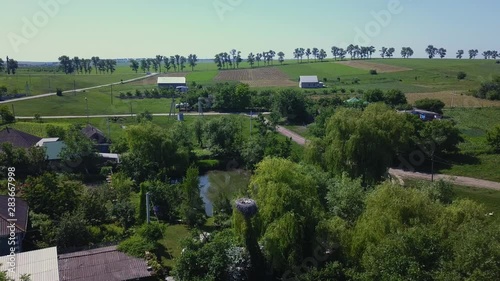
[0,127,42,148]
[0,247,60,281]
[81,125,107,141]
[157,77,186,84]
[299,76,319,83]
[58,246,151,281]
[0,195,29,236]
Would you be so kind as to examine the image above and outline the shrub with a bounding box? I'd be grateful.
[340,88,346,93]
[352,78,360,84]
[137,222,166,242]
[118,235,156,258]
[119,92,125,99]
[350,89,355,93]
[486,125,500,152]
[384,89,408,107]
[496,60,500,64]
[414,98,446,114]
[126,91,133,98]
[369,69,378,75]
[323,77,328,82]
[56,88,63,96]
[135,89,142,98]
[457,71,467,80]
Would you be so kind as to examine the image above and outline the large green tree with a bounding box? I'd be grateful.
[120,122,191,182]
[322,104,414,184]
[246,158,325,273]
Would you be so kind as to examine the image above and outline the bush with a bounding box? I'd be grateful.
[135,89,142,98]
[56,88,63,96]
[353,78,360,84]
[369,69,378,75]
[457,71,467,80]
[119,92,125,99]
[137,222,166,242]
[414,98,446,114]
[340,88,346,93]
[486,125,500,152]
[383,89,408,107]
[118,235,156,258]
[497,60,500,64]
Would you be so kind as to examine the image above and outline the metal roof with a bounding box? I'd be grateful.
[58,246,151,281]
[299,76,319,83]
[157,77,186,84]
[0,128,42,149]
[0,196,29,236]
[0,247,60,281]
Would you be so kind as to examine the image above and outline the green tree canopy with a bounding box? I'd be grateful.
[323,103,414,184]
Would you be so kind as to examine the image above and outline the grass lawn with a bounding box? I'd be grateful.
[157,224,191,269]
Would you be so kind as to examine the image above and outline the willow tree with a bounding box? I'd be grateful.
[244,157,324,273]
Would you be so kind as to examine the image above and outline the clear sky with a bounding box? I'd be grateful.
[1,0,499,62]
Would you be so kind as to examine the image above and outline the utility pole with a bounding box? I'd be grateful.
[431,153,435,182]
[250,111,253,135]
[107,118,111,141]
[85,97,89,124]
[146,192,151,224]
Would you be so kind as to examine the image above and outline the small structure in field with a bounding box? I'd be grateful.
[299,76,323,88]
[157,77,187,89]
[399,108,442,121]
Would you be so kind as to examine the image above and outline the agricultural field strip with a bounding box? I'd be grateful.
[0,72,158,104]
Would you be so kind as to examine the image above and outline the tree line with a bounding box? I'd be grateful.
[0,56,19,74]
[57,56,117,74]
[129,54,199,74]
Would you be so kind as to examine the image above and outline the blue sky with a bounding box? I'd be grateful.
[1,0,499,61]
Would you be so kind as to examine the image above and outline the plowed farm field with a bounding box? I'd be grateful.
[215,67,296,87]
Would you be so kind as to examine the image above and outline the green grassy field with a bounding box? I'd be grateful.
[5,113,258,142]
[0,65,145,96]
[276,59,500,93]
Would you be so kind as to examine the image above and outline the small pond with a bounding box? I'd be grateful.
[198,170,251,217]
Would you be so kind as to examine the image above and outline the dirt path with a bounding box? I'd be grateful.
[388,169,500,190]
[275,125,500,190]
[276,125,308,145]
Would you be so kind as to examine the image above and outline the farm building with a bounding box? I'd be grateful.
[399,108,442,121]
[157,77,187,89]
[299,76,323,88]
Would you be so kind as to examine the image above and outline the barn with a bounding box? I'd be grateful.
[157,77,187,89]
[299,76,323,88]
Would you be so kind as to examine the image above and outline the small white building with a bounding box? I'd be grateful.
[299,76,323,88]
[157,77,187,89]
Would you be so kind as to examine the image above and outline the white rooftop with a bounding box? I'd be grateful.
[0,247,60,281]
[157,77,186,84]
[35,138,59,147]
[299,76,319,83]
[99,153,120,163]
